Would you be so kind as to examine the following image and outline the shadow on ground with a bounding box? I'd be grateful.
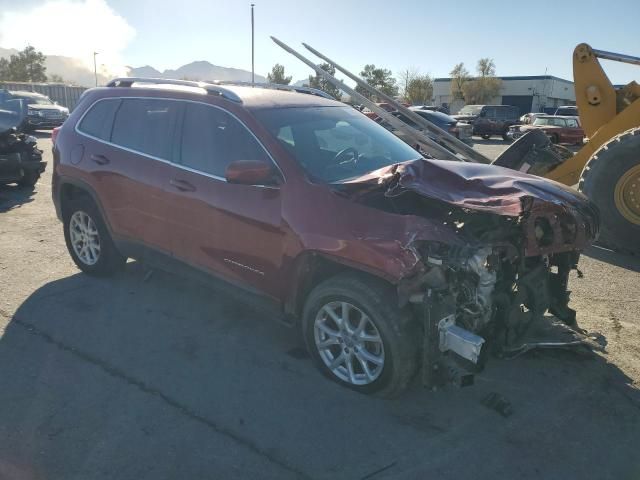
[0,262,639,479]
[585,245,640,273]
[0,184,36,212]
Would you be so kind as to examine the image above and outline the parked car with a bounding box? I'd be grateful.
[507,115,584,144]
[52,79,598,396]
[453,105,520,141]
[378,109,473,145]
[9,90,69,131]
[411,105,449,114]
[554,105,578,116]
[0,93,45,187]
[519,112,549,124]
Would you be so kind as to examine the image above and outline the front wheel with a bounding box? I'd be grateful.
[17,170,40,188]
[481,134,491,140]
[579,127,640,255]
[302,273,419,397]
[63,196,126,275]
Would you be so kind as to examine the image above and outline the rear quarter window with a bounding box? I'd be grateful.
[111,98,181,161]
[77,99,121,141]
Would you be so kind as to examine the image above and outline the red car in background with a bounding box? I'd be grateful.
[508,115,585,145]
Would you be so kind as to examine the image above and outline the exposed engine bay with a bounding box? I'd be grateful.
[336,158,602,387]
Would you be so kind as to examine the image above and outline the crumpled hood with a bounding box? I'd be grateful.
[341,158,598,218]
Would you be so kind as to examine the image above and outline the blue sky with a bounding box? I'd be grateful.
[2,0,640,84]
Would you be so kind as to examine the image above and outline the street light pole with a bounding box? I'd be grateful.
[93,52,98,87]
[251,3,255,86]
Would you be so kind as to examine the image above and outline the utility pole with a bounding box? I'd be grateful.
[251,3,255,86]
[93,52,98,87]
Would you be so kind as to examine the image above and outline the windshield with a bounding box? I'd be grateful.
[253,106,422,182]
[458,105,482,116]
[534,117,565,127]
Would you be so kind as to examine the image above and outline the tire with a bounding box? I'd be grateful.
[579,127,640,255]
[550,133,559,144]
[502,132,510,142]
[63,195,126,275]
[17,170,40,188]
[481,134,491,140]
[302,272,419,397]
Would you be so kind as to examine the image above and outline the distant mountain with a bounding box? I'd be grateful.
[0,47,265,87]
[128,61,266,83]
[0,47,110,86]
[127,65,162,78]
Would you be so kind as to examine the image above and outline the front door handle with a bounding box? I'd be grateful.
[169,178,196,192]
[90,154,110,165]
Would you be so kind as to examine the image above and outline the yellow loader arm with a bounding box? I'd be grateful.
[545,43,640,186]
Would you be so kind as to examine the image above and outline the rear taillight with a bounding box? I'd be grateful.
[52,126,61,145]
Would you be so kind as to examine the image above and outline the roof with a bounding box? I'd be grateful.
[434,75,573,84]
[221,85,344,110]
[104,78,343,110]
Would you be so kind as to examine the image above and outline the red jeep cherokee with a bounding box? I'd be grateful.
[52,78,598,396]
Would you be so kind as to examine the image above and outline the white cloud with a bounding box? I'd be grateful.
[0,0,135,76]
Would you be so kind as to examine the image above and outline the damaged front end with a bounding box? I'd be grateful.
[337,158,600,388]
[0,93,45,186]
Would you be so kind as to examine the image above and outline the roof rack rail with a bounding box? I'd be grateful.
[214,81,336,100]
[106,77,242,103]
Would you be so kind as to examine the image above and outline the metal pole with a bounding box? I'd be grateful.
[592,48,640,66]
[93,52,98,87]
[251,4,255,86]
[270,37,459,161]
[300,41,491,164]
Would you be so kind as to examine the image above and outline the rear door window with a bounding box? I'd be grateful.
[78,99,121,141]
[179,102,272,178]
[483,107,496,119]
[111,98,181,161]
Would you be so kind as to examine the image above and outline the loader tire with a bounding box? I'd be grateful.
[578,127,640,255]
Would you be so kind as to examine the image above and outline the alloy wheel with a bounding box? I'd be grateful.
[69,211,101,265]
[313,301,385,385]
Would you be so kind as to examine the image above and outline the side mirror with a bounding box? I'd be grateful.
[225,160,278,186]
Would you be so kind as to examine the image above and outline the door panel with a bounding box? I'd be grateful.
[165,169,284,296]
[167,101,285,297]
[79,97,181,254]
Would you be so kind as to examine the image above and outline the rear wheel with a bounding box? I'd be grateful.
[63,196,126,275]
[579,127,640,255]
[481,134,491,140]
[302,273,419,397]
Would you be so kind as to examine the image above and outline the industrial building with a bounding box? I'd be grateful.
[432,75,576,115]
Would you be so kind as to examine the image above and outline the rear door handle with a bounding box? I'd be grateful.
[169,178,196,192]
[90,154,110,165]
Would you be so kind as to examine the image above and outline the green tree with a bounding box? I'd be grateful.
[3,46,47,82]
[0,58,9,80]
[306,63,342,100]
[405,74,433,105]
[267,63,292,85]
[449,62,469,101]
[461,58,502,104]
[356,64,398,99]
[48,73,65,83]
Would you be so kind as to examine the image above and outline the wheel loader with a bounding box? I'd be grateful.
[273,39,640,255]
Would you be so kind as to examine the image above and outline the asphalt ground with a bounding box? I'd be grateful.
[0,135,638,479]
